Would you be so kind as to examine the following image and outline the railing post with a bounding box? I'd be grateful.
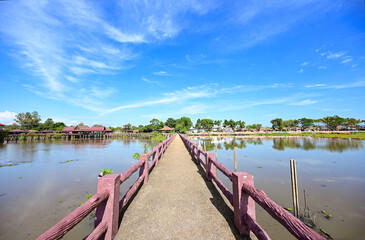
[206,153,216,181]
[95,174,120,240]
[153,147,159,165]
[232,172,255,236]
[139,154,149,183]
[197,146,203,165]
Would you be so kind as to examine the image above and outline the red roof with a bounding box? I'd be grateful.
[75,125,90,131]
[160,126,173,131]
[91,126,106,131]
[62,127,75,132]
[105,128,112,132]
[11,129,27,133]
[0,123,5,126]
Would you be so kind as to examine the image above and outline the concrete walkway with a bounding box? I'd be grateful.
[115,135,247,240]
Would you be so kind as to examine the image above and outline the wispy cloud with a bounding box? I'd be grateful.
[318,66,327,70]
[301,62,308,66]
[102,84,216,115]
[298,69,304,73]
[0,111,17,125]
[153,71,171,76]
[102,82,292,115]
[327,52,346,59]
[142,77,160,85]
[305,84,326,88]
[288,99,318,106]
[305,81,365,89]
[341,58,352,64]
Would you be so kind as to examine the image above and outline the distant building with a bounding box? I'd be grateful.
[160,126,174,133]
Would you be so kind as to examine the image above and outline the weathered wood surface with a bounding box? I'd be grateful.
[120,161,144,182]
[37,134,176,240]
[180,134,325,240]
[115,135,244,240]
[36,191,109,240]
[85,221,107,240]
[119,175,145,210]
[209,154,233,180]
[210,171,233,205]
[242,183,325,240]
[243,214,271,240]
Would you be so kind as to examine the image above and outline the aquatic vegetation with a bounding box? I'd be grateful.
[18,177,23,179]
[132,152,140,160]
[100,168,114,175]
[59,200,64,203]
[80,194,93,206]
[59,159,79,164]
[258,166,263,168]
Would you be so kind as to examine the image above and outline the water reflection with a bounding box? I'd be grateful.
[272,137,363,152]
[191,136,363,153]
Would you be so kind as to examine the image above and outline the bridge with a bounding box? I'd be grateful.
[37,134,325,240]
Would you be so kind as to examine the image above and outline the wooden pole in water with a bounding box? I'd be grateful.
[234,147,237,172]
[215,145,219,177]
[290,159,299,217]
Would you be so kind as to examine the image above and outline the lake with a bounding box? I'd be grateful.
[0,138,150,240]
[188,136,365,240]
[0,136,364,240]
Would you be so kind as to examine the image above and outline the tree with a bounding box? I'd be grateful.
[200,119,214,131]
[214,120,222,126]
[165,118,176,128]
[298,118,314,130]
[175,117,193,133]
[270,118,283,130]
[149,119,163,131]
[322,115,345,131]
[14,111,41,130]
[236,120,245,130]
[195,119,202,130]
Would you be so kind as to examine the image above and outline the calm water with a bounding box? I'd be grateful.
[0,139,150,240]
[1,137,364,240]
[189,136,365,240]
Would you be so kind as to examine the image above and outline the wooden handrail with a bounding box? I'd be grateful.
[179,134,325,240]
[36,191,109,240]
[37,134,177,240]
[242,183,324,240]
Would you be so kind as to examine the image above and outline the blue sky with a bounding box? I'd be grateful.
[0,0,364,127]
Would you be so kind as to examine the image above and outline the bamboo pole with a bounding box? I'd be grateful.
[290,159,299,217]
[215,145,219,177]
[234,147,237,172]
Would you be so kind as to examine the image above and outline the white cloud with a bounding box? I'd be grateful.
[142,77,160,85]
[305,84,326,87]
[341,58,352,64]
[327,52,346,59]
[288,99,318,106]
[305,81,365,89]
[318,66,327,70]
[0,111,17,125]
[298,69,304,73]
[153,71,171,76]
[301,62,308,66]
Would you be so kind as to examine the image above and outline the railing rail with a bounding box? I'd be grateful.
[179,134,325,240]
[37,134,177,240]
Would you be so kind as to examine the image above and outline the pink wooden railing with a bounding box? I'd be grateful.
[179,134,325,240]
[37,134,177,240]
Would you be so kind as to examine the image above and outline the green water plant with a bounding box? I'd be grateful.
[101,168,114,175]
[80,194,93,205]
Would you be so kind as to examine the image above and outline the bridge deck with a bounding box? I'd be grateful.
[115,135,247,240]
